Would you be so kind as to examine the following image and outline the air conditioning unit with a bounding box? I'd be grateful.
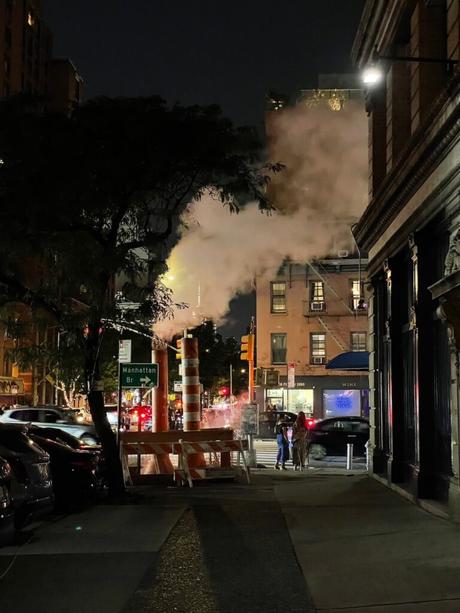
[312,356,325,365]
[338,249,349,258]
[311,301,325,312]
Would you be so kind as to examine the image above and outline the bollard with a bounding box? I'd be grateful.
[247,434,257,468]
[365,440,370,471]
[346,443,353,471]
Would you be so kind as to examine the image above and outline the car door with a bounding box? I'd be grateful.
[323,419,353,455]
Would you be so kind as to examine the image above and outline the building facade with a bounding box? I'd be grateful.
[0,0,82,111]
[0,0,82,406]
[353,0,460,516]
[255,260,369,418]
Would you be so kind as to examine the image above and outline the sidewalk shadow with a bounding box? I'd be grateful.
[192,498,315,613]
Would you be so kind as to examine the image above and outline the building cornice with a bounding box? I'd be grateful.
[355,72,460,253]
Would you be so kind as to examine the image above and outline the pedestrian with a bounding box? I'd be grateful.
[274,414,289,470]
[292,411,308,470]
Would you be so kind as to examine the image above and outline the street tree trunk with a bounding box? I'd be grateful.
[85,323,125,497]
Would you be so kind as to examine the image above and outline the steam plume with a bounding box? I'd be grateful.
[155,100,367,339]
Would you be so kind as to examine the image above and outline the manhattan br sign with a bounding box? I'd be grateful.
[120,363,158,389]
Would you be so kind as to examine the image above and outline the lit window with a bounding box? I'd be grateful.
[310,281,325,310]
[310,333,326,364]
[350,280,361,310]
[27,12,34,27]
[351,332,367,352]
[271,333,287,364]
[270,282,286,313]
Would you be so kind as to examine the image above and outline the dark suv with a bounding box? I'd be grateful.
[307,416,369,460]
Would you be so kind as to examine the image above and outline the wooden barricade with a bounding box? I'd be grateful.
[174,439,250,488]
[119,428,235,483]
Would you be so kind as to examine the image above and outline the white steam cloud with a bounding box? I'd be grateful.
[155,100,367,339]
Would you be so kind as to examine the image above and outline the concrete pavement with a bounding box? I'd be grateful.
[2,470,460,612]
[274,470,460,612]
[0,502,185,613]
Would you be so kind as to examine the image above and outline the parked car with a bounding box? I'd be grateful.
[258,411,298,438]
[28,433,100,510]
[0,425,53,526]
[27,426,108,492]
[0,406,99,446]
[0,456,15,546]
[307,416,369,460]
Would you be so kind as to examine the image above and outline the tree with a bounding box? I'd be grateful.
[0,95,279,495]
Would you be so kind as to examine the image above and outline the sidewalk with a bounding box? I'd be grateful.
[2,471,460,612]
[274,470,460,612]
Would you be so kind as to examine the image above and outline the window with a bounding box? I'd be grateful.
[310,281,325,310]
[271,333,287,364]
[351,332,367,352]
[350,280,361,310]
[310,333,326,364]
[43,410,59,424]
[323,390,361,418]
[270,282,286,313]
[10,409,39,422]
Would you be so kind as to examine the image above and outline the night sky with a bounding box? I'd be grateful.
[42,0,365,336]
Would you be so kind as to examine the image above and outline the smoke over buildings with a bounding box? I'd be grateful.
[154,96,368,339]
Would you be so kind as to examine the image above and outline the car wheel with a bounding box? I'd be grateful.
[309,444,327,461]
[80,434,98,446]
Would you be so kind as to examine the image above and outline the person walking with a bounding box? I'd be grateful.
[274,415,289,470]
[292,411,308,470]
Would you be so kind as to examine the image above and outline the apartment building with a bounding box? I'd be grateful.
[353,0,460,516]
[0,0,82,406]
[0,0,82,111]
[255,259,369,419]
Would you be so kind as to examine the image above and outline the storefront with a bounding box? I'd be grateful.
[260,374,369,419]
[0,376,25,407]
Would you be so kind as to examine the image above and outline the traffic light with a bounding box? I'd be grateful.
[219,387,229,397]
[176,338,183,360]
[240,334,254,361]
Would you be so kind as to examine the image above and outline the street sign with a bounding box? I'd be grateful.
[120,363,158,388]
[174,381,182,392]
[265,369,279,387]
[118,339,132,363]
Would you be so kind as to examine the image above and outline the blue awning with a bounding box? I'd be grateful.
[325,351,369,371]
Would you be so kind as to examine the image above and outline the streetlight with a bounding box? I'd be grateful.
[361,53,458,88]
[361,65,384,86]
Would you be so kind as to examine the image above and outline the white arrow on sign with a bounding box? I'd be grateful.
[140,376,152,386]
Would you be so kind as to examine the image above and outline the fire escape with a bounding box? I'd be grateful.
[305,260,361,353]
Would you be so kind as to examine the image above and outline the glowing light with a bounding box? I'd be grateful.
[361,65,383,86]
[27,12,34,27]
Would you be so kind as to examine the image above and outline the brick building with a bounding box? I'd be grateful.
[255,260,369,419]
[0,0,82,406]
[353,0,460,517]
[0,0,82,111]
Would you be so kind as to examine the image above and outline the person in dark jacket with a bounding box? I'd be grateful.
[274,415,289,470]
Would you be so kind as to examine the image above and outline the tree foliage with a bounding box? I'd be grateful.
[0,94,278,494]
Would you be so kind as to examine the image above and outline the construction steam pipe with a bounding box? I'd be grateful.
[182,336,206,467]
[151,343,173,474]
[152,347,169,432]
[182,337,201,431]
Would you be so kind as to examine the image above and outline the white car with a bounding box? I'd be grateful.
[0,406,99,446]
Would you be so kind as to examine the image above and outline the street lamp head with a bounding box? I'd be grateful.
[361,65,384,87]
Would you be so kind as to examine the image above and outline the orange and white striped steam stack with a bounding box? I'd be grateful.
[181,336,201,431]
